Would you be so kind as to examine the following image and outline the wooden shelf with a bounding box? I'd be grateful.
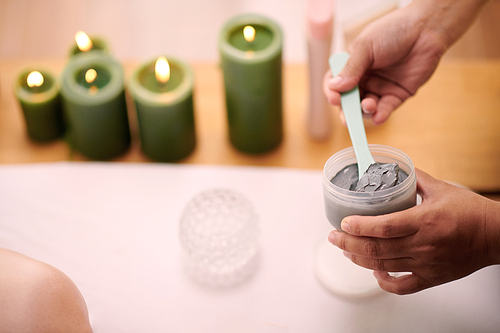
[2,59,500,193]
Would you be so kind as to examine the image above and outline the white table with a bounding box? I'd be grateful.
[1,163,499,332]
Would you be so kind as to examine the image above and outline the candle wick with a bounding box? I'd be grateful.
[159,81,168,92]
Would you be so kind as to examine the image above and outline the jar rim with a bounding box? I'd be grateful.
[322,144,416,204]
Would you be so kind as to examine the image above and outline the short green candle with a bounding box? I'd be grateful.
[128,56,196,162]
[69,31,109,57]
[219,14,283,154]
[60,52,131,160]
[14,69,65,142]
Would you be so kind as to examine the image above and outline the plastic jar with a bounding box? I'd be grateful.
[322,144,417,230]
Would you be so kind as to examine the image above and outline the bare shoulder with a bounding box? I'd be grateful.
[0,248,93,333]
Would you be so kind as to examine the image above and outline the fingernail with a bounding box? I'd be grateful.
[343,251,352,260]
[329,76,343,87]
[328,231,336,246]
[361,107,371,115]
[341,219,351,233]
[339,112,346,127]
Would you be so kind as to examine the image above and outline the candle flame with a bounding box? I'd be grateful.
[155,56,170,83]
[75,31,93,52]
[27,71,44,88]
[243,25,256,42]
[85,69,97,84]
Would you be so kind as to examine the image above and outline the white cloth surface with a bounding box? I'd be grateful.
[1,162,499,332]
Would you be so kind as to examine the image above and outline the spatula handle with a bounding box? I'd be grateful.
[329,52,375,178]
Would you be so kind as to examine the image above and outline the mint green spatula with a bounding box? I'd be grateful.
[329,52,375,179]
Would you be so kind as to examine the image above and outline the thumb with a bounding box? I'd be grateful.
[329,46,373,93]
[414,168,441,201]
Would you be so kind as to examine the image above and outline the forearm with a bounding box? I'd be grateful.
[484,199,500,265]
[410,0,491,49]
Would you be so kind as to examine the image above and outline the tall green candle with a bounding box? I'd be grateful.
[128,56,196,162]
[60,52,131,160]
[14,69,65,142]
[219,14,283,154]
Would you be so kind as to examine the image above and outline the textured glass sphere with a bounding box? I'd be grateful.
[179,189,260,287]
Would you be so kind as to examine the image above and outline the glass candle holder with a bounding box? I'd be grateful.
[322,144,417,230]
[179,189,260,288]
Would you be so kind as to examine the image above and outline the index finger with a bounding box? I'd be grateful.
[340,206,420,238]
[323,71,341,106]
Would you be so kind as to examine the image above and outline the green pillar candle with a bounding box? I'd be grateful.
[218,14,283,154]
[14,69,65,142]
[128,56,196,162]
[60,52,131,160]
[69,31,109,57]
